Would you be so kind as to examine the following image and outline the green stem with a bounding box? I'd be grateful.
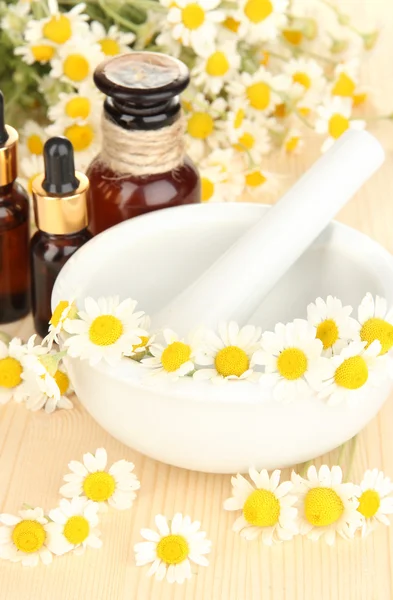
[291,45,338,66]
[346,435,358,480]
[97,0,141,32]
[360,114,393,122]
[294,109,314,129]
[267,50,289,62]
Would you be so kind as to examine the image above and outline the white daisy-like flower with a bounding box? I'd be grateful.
[63,296,146,366]
[356,293,393,355]
[90,21,135,56]
[50,38,103,87]
[253,319,331,402]
[0,338,27,405]
[282,127,304,154]
[244,166,281,199]
[18,153,44,195]
[291,465,362,545]
[164,0,225,54]
[46,497,102,556]
[1,1,29,42]
[227,68,291,117]
[20,120,46,157]
[235,0,288,43]
[15,40,57,65]
[43,298,78,349]
[356,469,393,536]
[134,513,211,584]
[284,58,326,101]
[199,148,245,203]
[184,93,227,162]
[24,0,89,46]
[193,322,261,384]
[59,447,140,511]
[228,117,271,164]
[331,58,360,98]
[142,328,198,380]
[317,340,387,406]
[192,38,240,95]
[0,507,53,567]
[315,97,365,152]
[127,315,154,358]
[224,468,298,544]
[46,115,102,173]
[48,82,103,126]
[307,295,359,356]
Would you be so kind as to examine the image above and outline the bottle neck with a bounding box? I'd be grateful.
[37,227,88,239]
[103,96,181,131]
[0,181,15,199]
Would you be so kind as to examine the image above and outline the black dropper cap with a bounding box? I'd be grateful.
[0,90,9,145]
[42,137,79,195]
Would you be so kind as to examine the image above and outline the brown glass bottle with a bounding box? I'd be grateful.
[86,52,200,235]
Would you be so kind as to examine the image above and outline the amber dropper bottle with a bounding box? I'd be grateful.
[0,90,30,324]
[31,137,92,339]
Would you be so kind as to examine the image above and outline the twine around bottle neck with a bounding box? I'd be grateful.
[99,111,186,176]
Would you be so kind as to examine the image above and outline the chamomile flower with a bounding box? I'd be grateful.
[20,120,46,157]
[46,118,101,172]
[43,298,78,349]
[15,40,57,65]
[128,316,154,358]
[59,447,140,511]
[199,148,245,203]
[235,0,289,43]
[244,166,281,198]
[185,94,227,161]
[50,39,103,87]
[63,296,146,366]
[284,58,326,100]
[315,97,365,152]
[307,295,359,356]
[164,0,225,53]
[229,118,271,164]
[331,59,360,98]
[291,465,362,545]
[46,497,102,556]
[48,82,103,126]
[25,0,89,46]
[227,68,291,116]
[283,128,304,154]
[1,1,29,43]
[142,329,197,380]
[0,339,25,405]
[0,507,53,567]
[252,320,330,402]
[193,322,261,383]
[192,39,240,95]
[224,468,298,544]
[90,21,135,56]
[134,513,211,584]
[356,469,393,536]
[317,340,387,406]
[19,154,44,195]
[357,293,393,355]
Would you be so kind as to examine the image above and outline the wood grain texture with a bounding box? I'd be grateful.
[1,1,393,597]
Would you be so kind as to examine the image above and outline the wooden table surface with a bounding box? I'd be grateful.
[1,1,393,598]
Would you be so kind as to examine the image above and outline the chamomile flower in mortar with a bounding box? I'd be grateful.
[20,120,46,157]
[227,68,291,116]
[315,97,365,152]
[185,94,227,162]
[59,447,140,510]
[199,148,245,203]
[224,468,298,544]
[134,513,211,584]
[229,117,271,164]
[50,39,103,87]
[43,298,78,349]
[128,316,154,358]
[90,21,135,56]
[19,153,44,195]
[164,0,225,53]
[356,469,393,536]
[0,507,53,567]
[63,296,146,366]
[48,82,103,126]
[307,295,359,356]
[317,340,387,406]
[284,58,326,100]
[142,329,198,379]
[291,465,362,545]
[235,0,288,43]
[252,320,330,402]
[25,0,89,46]
[331,59,360,98]
[192,38,240,95]
[193,322,261,383]
[357,293,393,355]
[15,40,57,65]
[0,338,25,405]
[46,497,102,556]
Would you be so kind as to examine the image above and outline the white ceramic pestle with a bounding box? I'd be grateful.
[152,129,385,336]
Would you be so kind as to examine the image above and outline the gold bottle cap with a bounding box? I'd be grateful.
[0,125,18,187]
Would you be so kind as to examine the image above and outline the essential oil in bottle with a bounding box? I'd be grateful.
[86,52,201,235]
[31,137,92,339]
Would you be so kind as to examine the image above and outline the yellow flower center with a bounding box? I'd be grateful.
[260,50,270,65]
[181,3,205,30]
[43,14,72,44]
[64,123,94,152]
[215,346,249,378]
[234,132,255,152]
[132,335,149,353]
[277,348,308,380]
[357,489,381,518]
[298,106,311,117]
[246,82,271,110]
[334,356,368,390]
[27,134,44,155]
[328,114,349,139]
[32,44,55,62]
[83,471,116,502]
[293,71,311,89]
[234,108,245,129]
[63,54,89,82]
[282,29,303,45]
[243,489,280,527]
[99,38,121,56]
[360,317,393,355]
[206,51,230,77]
[245,170,267,187]
[305,487,344,526]
[161,341,191,373]
[274,103,287,118]
[316,319,339,350]
[201,177,215,202]
[63,516,90,545]
[353,92,367,106]
[156,534,189,564]
[187,113,214,139]
[50,300,69,328]
[65,97,91,120]
[12,520,46,554]
[285,136,300,153]
[223,16,240,32]
[88,315,123,347]
[0,357,23,389]
[244,0,273,23]
[332,73,356,97]
[54,370,70,396]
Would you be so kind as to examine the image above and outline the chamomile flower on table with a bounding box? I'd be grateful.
[50,39,103,87]
[63,296,146,366]
[46,497,102,556]
[163,0,225,53]
[291,465,362,545]
[231,119,271,164]
[15,40,57,65]
[46,118,101,173]
[224,468,298,544]
[134,513,211,584]
[24,0,89,46]
[227,68,291,117]
[252,320,330,402]
[331,59,360,98]
[356,469,393,536]
[199,148,245,203]
[307,295,359,356]
[19,153,44,196]
[48,82,103,127]
[90,21,135,56]
[184,94,227,162]
[43,298,78,349]
[193,322,261,383]
[20,120,46,157]
[0,507,53,567]
[0,338,25,405]
[235,0,288,43]
[59,448,140,511]
[243,166,281,199]
[192,38,240,95]
[142,329,198,380]
[315,97,365,152]
[284,58,326,100]
[317,340,387,406]
[283,128,304,154]
[357,293,393,355]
